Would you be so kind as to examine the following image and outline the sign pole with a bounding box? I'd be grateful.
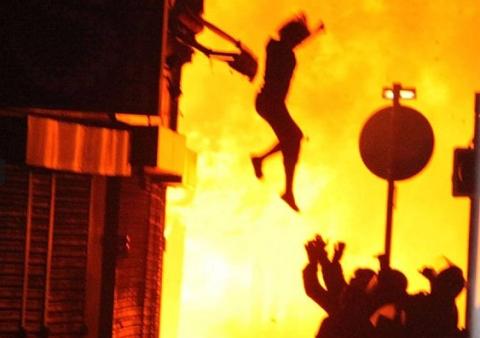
[384,83,401,266]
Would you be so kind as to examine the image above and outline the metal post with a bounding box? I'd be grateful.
[384,83,401,265]
[385,179,395,265]
[466,93,480,334]
[467,198,479,334]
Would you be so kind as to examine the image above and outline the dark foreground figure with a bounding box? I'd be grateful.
[251,14,324,212]
[303,234,467,338]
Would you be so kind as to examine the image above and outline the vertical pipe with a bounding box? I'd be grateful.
[467,198,479,334]
[98,177,121,338]
[20,172,34,332]
[42,174,56,332]
[466,93,480,334]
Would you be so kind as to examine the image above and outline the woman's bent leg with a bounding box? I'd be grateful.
[281,129,302,211]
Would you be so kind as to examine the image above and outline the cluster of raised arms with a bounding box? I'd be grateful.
[303,234,466,338]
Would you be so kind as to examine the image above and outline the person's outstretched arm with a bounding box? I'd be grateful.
[303,239,332,313]
[322,242,347,299]
[419,266,437,292]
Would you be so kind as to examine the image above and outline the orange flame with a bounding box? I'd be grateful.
[163,2,480,338]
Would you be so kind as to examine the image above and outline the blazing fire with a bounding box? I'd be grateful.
[162,1,480,338]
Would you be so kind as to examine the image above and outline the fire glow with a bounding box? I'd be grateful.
[163,2,480,338]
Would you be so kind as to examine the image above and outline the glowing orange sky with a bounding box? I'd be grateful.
[164,1,480,338]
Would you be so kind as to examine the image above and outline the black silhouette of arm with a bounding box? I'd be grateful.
[303,238,334,313]
[322,242,347,300]
[303,262,332,313]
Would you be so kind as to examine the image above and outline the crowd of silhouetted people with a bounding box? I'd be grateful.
[303,234,466,338]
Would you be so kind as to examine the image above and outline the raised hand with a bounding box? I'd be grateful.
[314,234,328,250]
[305,240,319,264]
[305,234,328,264]
[419,267,436,281]
[332,242,346,262]
[313,234,330,266]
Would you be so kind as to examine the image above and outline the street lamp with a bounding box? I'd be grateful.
[382,86,417,100]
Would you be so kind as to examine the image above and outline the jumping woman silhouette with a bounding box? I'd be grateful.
[251,14,324,212]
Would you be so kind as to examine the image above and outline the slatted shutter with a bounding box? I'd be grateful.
[24,170,54,336]
[0,165,29,336]
[0,165,91,337]
[48,174,91,336]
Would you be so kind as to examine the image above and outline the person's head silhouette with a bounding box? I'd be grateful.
[374,269,408,305]
[433,266,465,299]
[350,268,376,291]
[278,14,311,48]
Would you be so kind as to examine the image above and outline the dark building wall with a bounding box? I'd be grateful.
[0,165,167,338]
[112,179,166,338]
[0,0,179,335]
